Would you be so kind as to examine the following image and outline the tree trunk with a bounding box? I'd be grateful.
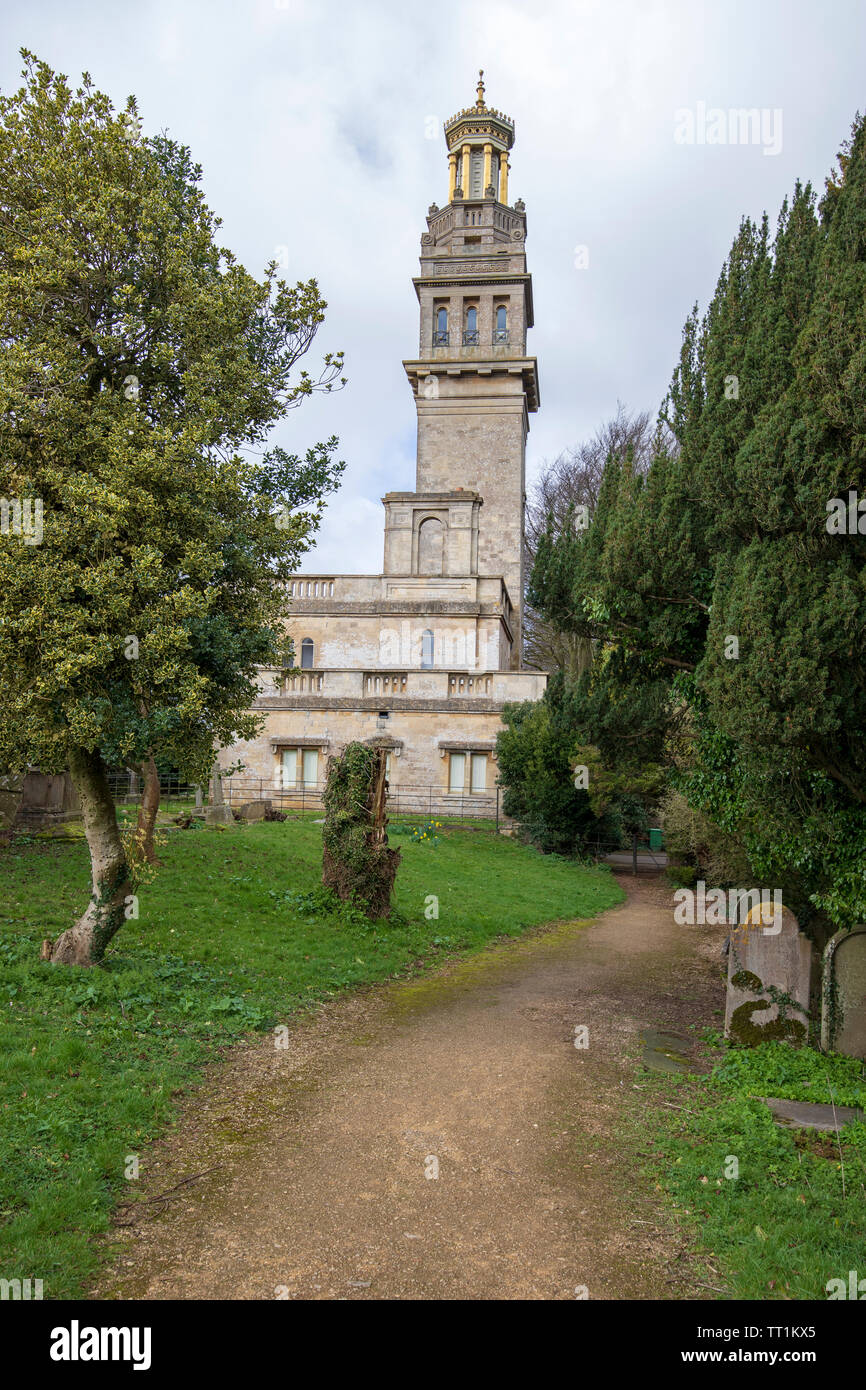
[133,754,161,865]
[48,747,131,966]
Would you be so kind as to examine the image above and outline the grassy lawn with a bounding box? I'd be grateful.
[0,817,622,1298]
[636,1036,866,1300]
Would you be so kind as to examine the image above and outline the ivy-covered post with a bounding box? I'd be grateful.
[321,743,401,919]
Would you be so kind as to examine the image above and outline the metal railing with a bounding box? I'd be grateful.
[579,834,668,874]
[106,770,198,803]
[215,777,504,826]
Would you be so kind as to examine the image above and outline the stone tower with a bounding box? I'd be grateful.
[219,74,547,810]
[394,71,540,668]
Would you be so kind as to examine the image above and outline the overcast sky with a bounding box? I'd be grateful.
[2,0,864,573]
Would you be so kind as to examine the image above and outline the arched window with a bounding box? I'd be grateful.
[495,305,508,342]
[434,306,448,346]
[300,638,314,669]
[464,305,478,345]
[421,629,435,669]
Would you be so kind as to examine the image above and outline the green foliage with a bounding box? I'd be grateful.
[410,820,442,846]
[497,671,664,854]
[0,818,623,1295]
[642,1041,866,1299]
[0,52,345,784]
[659,786,753,887]
[529,115,866,939]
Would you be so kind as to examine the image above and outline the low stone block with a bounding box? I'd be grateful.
[205,804,236,827]
[761,1097,864,1131]
[237,800,271,822]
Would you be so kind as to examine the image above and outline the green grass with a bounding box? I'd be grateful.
[0,817,622,1298]
[638,1036,866,1300]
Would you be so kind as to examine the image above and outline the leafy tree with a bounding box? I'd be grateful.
[528,117,866,943]
[523,404,656,676]
[0,54,345,963]
[497,672,662,854]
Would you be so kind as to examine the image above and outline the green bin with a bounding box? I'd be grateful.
[649,827,663,851]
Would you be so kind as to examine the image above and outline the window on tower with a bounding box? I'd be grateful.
[421,628,435,668]
[494,305,508,343]
[300,638,314,669]
[463,305,478,346]
[434,306,448,346]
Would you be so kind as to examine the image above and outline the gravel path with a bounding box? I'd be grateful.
[98,874,725,1301]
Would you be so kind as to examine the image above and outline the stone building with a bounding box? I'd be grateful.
[219,74,546,809]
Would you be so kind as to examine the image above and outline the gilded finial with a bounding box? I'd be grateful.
[476,69,485,109]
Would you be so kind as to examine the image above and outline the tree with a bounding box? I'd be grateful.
[523,404,656,675]
[528,117,866,944]
[497,671,664,855]
[0,54,346,963]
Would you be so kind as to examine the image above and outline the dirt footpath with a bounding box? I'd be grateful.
[97,874,726,1301]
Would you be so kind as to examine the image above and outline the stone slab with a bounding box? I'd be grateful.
[640,1028,694,1074]
[761,1097,865,1131]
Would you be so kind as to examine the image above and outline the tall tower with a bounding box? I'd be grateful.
[400,72,540,668]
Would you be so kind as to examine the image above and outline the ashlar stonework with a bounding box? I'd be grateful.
[217,75,547,811]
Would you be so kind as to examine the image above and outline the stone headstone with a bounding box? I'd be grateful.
[724,903,814,1045]
[821,927,866,1059]
[205,759,235,824]
[238,800,270,823]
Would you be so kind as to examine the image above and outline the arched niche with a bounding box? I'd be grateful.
[417,516,445,576]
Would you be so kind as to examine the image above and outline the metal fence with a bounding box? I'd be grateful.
[217,777,503,826]
[104,771,505,826]
[579,834,668,874]
[106,771,197,803]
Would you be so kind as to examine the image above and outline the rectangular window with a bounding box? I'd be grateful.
[448,751,466,793]
[470,753,487,793]
[280,748,298,789]
[302,748,318,789]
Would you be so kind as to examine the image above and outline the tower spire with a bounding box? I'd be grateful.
[476,69,485,110]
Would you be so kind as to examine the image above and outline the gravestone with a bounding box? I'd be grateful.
[724,902,814,1045]
[821,927,866,1059]
[205,761,235,827]
[238,800,270,823]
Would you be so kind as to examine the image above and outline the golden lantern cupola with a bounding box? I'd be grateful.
[443,69,515,206]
